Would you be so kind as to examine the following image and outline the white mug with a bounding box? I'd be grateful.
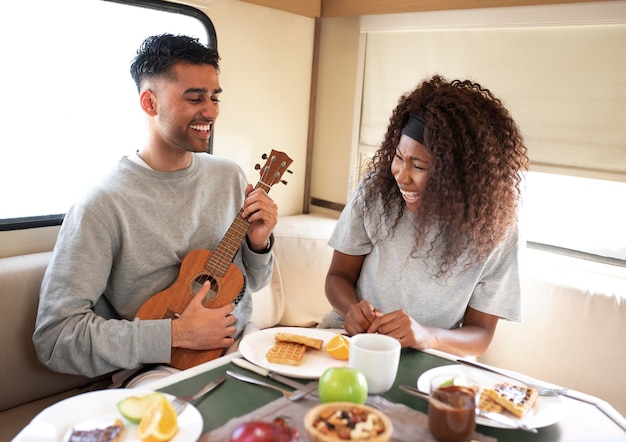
[348,333,401,394]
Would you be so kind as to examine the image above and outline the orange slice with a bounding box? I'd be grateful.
[325,334,350,360]
[137,395,178,442]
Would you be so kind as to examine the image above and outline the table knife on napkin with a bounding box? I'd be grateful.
[231,357,319,397]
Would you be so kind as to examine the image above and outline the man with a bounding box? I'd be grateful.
[33,34,276,379]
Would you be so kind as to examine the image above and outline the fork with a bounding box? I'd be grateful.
[226,370,309,401]
[457,359,568,396]
[171,375,226,415]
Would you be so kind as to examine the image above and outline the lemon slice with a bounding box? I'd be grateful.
[325,334,350,360]
[137,395,178,442]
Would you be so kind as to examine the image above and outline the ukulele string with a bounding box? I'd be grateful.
[198,153,277,283]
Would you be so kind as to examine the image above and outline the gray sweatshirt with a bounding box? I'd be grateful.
[33,153,273,377]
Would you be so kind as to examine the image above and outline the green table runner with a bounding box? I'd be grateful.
[159,349,563,441]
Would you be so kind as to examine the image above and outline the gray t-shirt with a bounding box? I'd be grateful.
[323,181,522,330]
[34,153,273,377]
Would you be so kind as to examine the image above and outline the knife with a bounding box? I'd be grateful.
[399,384,538,433]
[456,359,565,391]
[477,410,538,433]
[231,357,319,396]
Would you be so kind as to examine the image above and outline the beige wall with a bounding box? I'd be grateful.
[188,0,315,216]
[309,16,361,212]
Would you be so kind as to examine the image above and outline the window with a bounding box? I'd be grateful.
[354,3,626,264]
[523,172,626,263]
[0,0,214,228]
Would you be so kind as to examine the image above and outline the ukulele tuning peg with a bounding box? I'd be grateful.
[261,153,268,160]
[287,169,293,174]
[254,164,261,170]
[281,180,288,185]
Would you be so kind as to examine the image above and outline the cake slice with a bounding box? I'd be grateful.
[68,419,124,442]
[483,382,538,418]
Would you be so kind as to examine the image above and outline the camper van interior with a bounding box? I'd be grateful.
[1,0,625,440]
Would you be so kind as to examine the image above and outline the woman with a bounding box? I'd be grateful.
[322,75,528,356]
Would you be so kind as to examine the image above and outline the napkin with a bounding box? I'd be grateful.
[203,395,496,442]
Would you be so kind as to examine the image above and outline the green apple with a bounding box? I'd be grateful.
[117,392,166,423]
[318,367,368,404]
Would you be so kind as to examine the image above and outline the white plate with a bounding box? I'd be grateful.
[417,365,564,429]
[239,327,349,378]
[13,388,202,442]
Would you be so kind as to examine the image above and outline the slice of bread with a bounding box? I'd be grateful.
[483,383,538,418]
[274,332,323,350]
[266,341,307,366]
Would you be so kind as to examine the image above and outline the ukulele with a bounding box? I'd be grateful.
[136,150,293,370]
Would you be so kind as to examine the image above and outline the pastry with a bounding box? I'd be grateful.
[478,389,505,413]
[483,382,538,418]
[274,332,323,350]
[266,341,307,365]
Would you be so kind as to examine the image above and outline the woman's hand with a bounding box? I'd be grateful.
[344,300,383,335]
[367,309,425,348]
[368,307,499,356]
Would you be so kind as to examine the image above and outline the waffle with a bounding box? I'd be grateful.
[266,341,307,366]
[68,419,124,442]
[478,389,505,413]
[483,383,538,418]
[275,332,323,350]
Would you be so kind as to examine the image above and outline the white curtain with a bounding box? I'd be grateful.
[360,24,626,182]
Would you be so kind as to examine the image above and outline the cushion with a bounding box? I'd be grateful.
[0,252,99,412]
[250,258,285,329]
[271,213,337,327]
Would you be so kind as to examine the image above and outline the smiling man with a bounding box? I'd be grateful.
[33,34,277,381]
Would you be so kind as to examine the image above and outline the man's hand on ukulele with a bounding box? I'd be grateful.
[171,281,237,350]
[242,184,277,252]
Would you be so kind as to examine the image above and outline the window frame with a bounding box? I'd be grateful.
[0,0,217,232]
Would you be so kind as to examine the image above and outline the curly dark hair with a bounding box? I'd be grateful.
[130,34,220,92]
[361,75,528,276]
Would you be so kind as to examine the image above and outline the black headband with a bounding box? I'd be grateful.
[401,113,426,144]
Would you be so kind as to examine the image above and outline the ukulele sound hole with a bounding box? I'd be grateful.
[192,275,219,303]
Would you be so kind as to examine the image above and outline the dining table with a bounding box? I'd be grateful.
[146,346,626,442]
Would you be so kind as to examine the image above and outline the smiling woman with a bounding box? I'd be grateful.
[0,0,213,227]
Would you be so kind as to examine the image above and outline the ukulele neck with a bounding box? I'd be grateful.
[206,181,271,276]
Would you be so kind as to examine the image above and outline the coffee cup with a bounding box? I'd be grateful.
[428,374,477,442]
[348,333,401,394]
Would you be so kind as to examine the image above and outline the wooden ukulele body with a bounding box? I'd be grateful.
[136,249,244,370]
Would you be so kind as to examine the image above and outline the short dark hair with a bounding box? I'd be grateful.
[130,33,220,92]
